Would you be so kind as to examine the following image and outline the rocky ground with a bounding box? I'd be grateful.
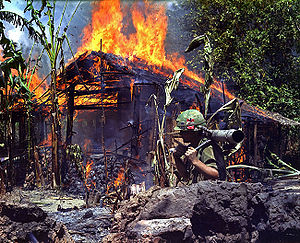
[1,179,299,243]
[0,188,112,243]
[103,179,300,243]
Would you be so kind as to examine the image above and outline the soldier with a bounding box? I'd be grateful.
[173,109,221,185]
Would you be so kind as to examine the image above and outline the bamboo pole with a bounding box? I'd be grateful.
[50,67,61,187]
[66,85,75,145]
[99,39,108,182]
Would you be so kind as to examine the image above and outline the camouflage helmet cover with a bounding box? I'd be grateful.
[174,109,206,131]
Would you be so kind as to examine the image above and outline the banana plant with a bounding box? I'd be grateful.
[147,68,184,187]
[23,0,80,187]
[185,34,214,118]
[1,0,81,187]
[0,37,42,187]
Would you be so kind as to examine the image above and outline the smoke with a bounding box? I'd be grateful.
[2,1,92,79]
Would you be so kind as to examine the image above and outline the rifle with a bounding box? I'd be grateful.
[172,127,245,181]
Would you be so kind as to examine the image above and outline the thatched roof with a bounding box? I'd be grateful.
[54,51,299,127]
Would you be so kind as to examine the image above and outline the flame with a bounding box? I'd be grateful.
[130,78,134,100]
[114,167,125,187]
[74,93,118,107]
[85,159,96,190]
[39,132,52,147]
[74,0,239,102]
[0,48,48,103]
[28,72,48,99]
[228,146,250,182]
[228,146,246,166]
[76,1,203,87]
[77,1,167,66]
[85,160,93,179]
[189,103,201,112]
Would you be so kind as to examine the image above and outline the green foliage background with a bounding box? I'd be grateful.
[174,0,299,122]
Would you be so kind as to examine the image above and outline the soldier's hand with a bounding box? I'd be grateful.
[173,142,188,159]
[185,147,198,165]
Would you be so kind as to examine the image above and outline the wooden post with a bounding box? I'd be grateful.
[132,85,141,157]
[99,39,108,182]
[66,85,75,146]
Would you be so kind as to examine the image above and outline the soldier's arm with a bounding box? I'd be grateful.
[185,147,219,179]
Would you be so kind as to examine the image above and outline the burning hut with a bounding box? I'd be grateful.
[32,50,299,190]
[2,0,298,193]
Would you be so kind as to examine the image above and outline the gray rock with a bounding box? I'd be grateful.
[103,180,300,243]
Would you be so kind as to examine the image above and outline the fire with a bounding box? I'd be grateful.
[228,146,246,166]
[228,146,250,182]
[0,48,48,102]
[114,167,125,187]
[75,0,238,101]
[39,132,52,147]
[77,1,167,67]
[74,93,118,107]
[130,78,134,100]
[84,159,96,190]
[76,1,203,87]
[211,81,235,100]
[189,103,201,112]
[28,72,48,99]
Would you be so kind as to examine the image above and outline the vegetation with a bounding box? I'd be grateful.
[176,0,300,122]
[0,0,80,187]
[148,68,184,187]
[0,1,41,189]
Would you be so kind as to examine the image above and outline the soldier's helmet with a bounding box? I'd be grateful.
[174,109,206,131]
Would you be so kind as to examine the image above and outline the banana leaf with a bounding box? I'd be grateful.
[165,68,184,106]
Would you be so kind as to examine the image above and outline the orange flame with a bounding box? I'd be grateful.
[0,48,48,103]
[76,1,203,85]
[83,138,92,153]
[85,160,93,179]
[85,159,96,190]
[77,1,167,66]
[29,72,48,99]
[114,167,125,187]
[189,102,201,112]
[39,133,52,147]
[229,146,246,166]
[228,146,250,182]
[74,0,238,101]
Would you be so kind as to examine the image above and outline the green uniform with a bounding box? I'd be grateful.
[173,109,220,185]
[175,139,218,185]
